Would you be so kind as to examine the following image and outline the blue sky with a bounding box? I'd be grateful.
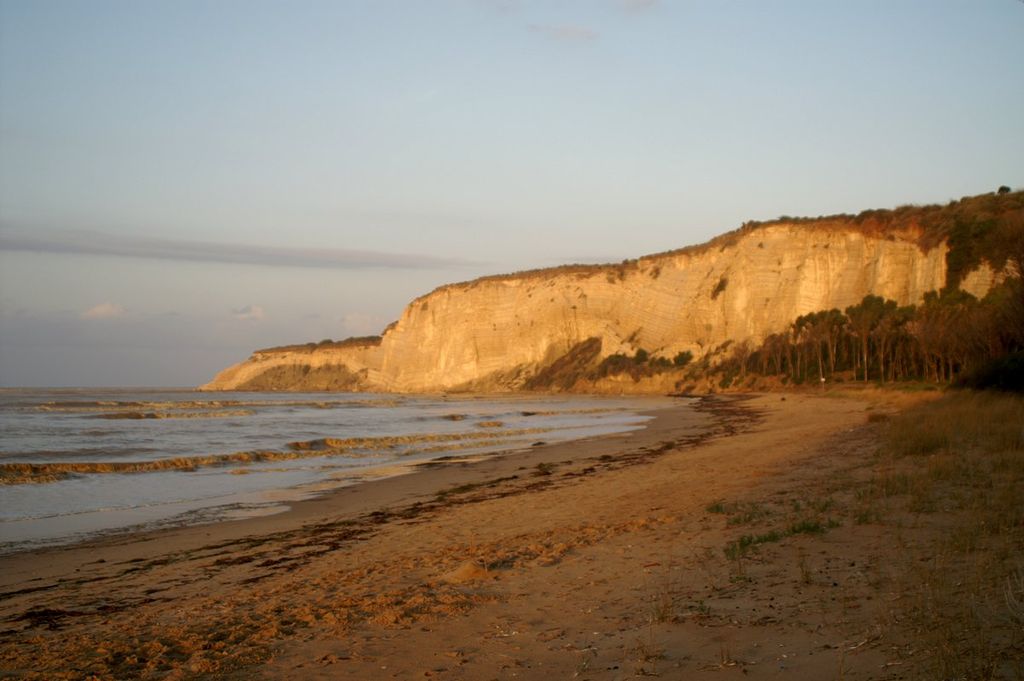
[1,0,1022,386]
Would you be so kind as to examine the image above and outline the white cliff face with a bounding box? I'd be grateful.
[201,223,977,392]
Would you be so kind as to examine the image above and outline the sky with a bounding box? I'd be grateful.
[1,0,1022,387]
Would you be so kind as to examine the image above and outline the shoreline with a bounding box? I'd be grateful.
[0,392,669,553]
[0,394,715,586]
[3,390,969,679]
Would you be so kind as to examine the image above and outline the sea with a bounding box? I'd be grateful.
[0,388,668,555]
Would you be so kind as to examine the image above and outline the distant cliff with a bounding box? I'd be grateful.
[201,190,1022,393]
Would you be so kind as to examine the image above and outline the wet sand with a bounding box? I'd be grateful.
[0,393,935,679]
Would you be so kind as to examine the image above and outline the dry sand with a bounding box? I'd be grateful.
[0,393,939,679]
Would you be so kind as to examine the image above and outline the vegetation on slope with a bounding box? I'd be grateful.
[234,364,365,391]
[708,271,1023,391]
[524,342,693,391]
[561,194,1022,392]
[523,338,603,391]
[526,270,1022,393]
[256,336,382,355]
[418,188,1022,299]
[233,188,1023,394]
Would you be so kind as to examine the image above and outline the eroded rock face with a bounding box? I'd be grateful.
[202,344,377,392]
[200,222,992,393]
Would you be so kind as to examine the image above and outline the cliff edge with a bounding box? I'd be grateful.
[201,190,1022,393]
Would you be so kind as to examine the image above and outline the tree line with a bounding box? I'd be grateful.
[535,189,1023,392]
[714,275,1023,389]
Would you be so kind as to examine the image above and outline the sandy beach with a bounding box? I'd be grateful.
[0,391,1013,679]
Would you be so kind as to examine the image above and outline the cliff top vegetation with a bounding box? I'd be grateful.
[256,336,382,355]
[413,188,1022,304]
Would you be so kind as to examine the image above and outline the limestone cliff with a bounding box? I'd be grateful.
[201,191,1022,393]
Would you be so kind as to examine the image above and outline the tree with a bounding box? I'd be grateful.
[991,213,1024,351]
[910,293,945,382]
[731,340,753,381]
[762,332,789,376]
[912,290,979,382]
[790,319,808,382]
[845,295,888,382]
[793,313,818,380]
[872,303,912,382]
[795,310,843,381]
[802,309,845,377]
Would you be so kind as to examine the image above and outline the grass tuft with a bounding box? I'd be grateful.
[706,500,770,526]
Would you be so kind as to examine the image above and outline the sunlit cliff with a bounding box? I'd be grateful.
[202,190,1021,393]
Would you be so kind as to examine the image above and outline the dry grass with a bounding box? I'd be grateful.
[870,391,1024,679]
[884,391,1024,458]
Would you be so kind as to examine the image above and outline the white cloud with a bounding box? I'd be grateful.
[0,229,476,270]
[81,302,127,320]
[232,305,265,321]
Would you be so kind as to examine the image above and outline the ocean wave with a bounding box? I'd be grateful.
[0,427,550,485]
[36,398,402,413]
[92,409,255,420]
[286,426,548,451]
[0,446,159,460]
[519,407,623,416]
